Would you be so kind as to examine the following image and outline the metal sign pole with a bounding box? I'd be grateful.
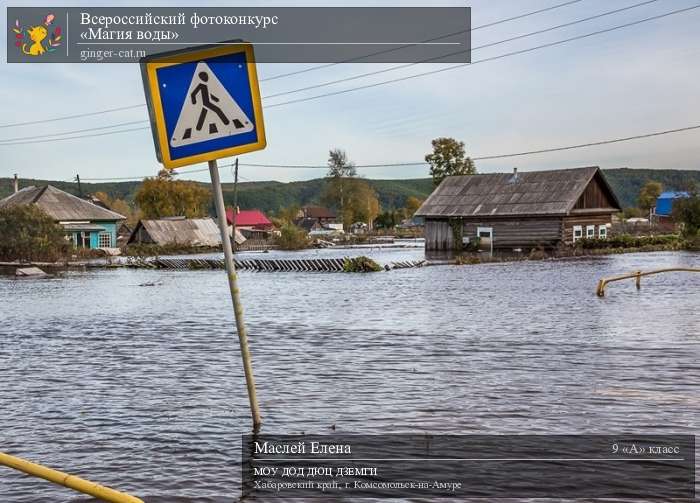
[208,159,262,429]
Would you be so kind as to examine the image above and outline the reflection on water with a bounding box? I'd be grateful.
[0,249,698,502]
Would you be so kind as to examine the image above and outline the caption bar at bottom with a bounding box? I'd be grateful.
[241,434,695,499]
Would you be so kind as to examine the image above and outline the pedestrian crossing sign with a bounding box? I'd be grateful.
[140,42,266,169]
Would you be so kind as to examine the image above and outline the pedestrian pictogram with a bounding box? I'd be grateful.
[171,62,254,147]
[140,42,266,169]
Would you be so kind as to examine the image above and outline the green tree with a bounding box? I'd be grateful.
[135,177,210,219]
[322,148,357,224]
[672,192,700,238]
[345,179,380,229]
[275,205,301,225]
[425,137,476,186]
[274,223,310,250]
[0,205,69,262]
[638,181,663,212]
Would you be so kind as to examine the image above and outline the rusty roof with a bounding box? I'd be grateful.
[415,166,621,218]
[0,185,125,221]
[128,217,245,246]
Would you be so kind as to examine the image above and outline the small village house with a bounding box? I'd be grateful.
[127,217,245,247]
[296,206,337,224]
[225,208,274,239]
[0,185,125,249]
[415,166,622,251]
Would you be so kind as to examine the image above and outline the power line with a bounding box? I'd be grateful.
[266,3,700,109]
[0,104,144,130]
[263,0,660,100]
[0,0,585,130]
[262,0,586,81]
[1,2,630,144]
[2,3,697,147]
[74,123,700,181]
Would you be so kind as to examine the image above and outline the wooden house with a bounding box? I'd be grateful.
[0,185,125,249]
[127,217,245,247]
[415,166,622,251]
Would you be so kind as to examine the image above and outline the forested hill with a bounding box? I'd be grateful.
[1,168,698,213]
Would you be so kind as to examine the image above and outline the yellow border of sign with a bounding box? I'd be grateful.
[143,43,266,170]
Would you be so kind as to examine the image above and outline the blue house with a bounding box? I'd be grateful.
[655,191,690,217]
[0,185,125,249]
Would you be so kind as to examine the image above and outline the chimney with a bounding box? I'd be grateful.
[13,174,19,193]
[513,167,518,176]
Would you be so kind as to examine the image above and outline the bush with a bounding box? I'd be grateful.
[274,223,310,250]
[343,256,382,272]
[0,205,69,262]
[672,194,700,238]
[575,234,681,250]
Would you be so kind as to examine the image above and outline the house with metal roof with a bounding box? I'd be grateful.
[415,166,622,251]
[0,185,125,249]
[127,217,245,247]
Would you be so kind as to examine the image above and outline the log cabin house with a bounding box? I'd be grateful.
[415,166,622,252]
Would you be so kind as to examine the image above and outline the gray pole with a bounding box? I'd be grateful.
[232,158,239,253]
[208,159,262,429]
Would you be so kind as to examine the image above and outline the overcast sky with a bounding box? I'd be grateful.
[1,0,699,185]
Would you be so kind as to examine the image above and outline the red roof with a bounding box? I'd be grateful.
[226,208,273,228]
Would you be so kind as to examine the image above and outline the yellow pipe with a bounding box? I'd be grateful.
[597,267,700,297]
[0,451,144,503]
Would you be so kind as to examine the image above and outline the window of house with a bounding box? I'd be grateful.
[573,225,583,242]
[586,225,595,239]
[79,232,91,248]
[599,225,608,239]
[98,232,112,248]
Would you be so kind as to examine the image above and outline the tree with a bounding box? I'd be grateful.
[638,181,663,212]
[346,180,380,229]
[93,191,138,227]
[135,177,210,219]
[425,137,476,186]
[322,148,357,225]
[672,192,700,239]
[405,196,424,216]
[0,205,69,262]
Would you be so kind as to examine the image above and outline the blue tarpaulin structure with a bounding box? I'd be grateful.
[656,191,690,216]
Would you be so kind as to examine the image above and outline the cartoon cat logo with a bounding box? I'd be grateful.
[12,13,61,56]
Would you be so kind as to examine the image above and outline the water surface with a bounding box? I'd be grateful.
[1,249,698,502]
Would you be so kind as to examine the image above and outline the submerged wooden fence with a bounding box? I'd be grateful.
[126,257,427,272]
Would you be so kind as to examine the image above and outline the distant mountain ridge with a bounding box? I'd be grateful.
[1,168,698,214]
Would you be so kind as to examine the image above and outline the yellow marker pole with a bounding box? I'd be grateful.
[209,159,262,429]
[0,451,143,503]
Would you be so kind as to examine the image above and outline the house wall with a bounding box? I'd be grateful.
[462,217,563,249]
[426,215,616,251]
[573,174,616,210]
[562,214,614,244]
[424,219,454,250]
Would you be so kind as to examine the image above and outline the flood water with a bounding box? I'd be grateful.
[1,249,698,502]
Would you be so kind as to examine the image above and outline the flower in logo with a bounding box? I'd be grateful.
[13,13,62,56]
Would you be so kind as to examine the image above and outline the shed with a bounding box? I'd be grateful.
[127,217,245,247]
[415,166,622,251]
[0,185,125,249]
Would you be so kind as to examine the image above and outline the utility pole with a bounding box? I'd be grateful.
[231,158,239,253]
[208,159,261,429]
[75,174,83,197]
